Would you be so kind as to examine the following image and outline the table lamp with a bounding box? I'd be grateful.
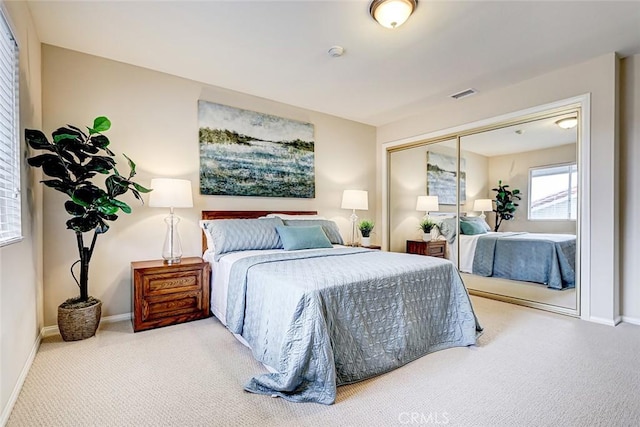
[416,195,439,218]
[341,190,369,246]
[473,199,493,219]
[148,178,193,264]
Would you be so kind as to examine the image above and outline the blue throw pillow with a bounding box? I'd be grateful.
[282,219,344,245]
[276,226,333,251]
[461,216,491,232]
[460,220,488,235]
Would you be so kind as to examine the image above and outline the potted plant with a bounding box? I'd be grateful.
[492,180,522,231]
[358,219,375,247]
[26,116,150,341]
[419,218,437,241]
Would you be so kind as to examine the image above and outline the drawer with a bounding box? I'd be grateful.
[141,270,202,296]
[141,291,203,322]
[428,243,445,256]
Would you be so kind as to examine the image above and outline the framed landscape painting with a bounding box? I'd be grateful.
[199,100,315,198]
[426,151,466,205]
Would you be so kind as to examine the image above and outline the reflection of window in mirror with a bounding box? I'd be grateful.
[529,164,577,221]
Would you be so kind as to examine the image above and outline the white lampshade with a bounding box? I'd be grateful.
[341,190,369,211]
[473,199,493,212]
[148,178,193,208]
[416,195,439,212]
[370,0,417,29]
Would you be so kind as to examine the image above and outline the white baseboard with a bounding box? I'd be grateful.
[621,316,640,326]
[41,312,132,338]
[589,315,620,326]
[0,330,42,427]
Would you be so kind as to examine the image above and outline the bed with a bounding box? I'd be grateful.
[440,217,576,290]
[201,210,482,405]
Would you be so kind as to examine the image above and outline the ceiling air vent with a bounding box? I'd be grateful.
[450,88,478,100]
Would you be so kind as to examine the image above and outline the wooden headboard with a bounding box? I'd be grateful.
[201,210,317,253]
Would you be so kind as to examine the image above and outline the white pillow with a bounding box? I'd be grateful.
[199,220,216,253]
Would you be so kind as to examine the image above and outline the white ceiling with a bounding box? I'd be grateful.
[26,1,640,126]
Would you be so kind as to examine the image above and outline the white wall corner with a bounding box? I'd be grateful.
[621,316,640,326]
[0,331,42,426]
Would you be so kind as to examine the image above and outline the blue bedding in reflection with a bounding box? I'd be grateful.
[472,232,576,289]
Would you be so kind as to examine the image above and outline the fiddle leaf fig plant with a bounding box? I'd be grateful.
[492,180,521,232]
[26,117,151,305]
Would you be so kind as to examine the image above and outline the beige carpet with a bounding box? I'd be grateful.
[7,296,640,427]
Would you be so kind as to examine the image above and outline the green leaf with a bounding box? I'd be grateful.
[110,199,132,214]
[41,179,72,194]
[97,204,119,215]
[89,134,110,149]
[66,215,100,233]
[64,200,86,216]
[25,129,52,150]
[133,182,152,193]
[95,219,110,234]
[123,153,136,178]
[90,116,111,133]
[53,133,80,143]
[85,156,116,174]
[72,185,103,207]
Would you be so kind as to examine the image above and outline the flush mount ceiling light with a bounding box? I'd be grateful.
[556,117,578,129]
[369,0,418,29]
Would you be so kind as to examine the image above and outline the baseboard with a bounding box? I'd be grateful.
[0,330,42,427]
[589,315,619,326]
[621,316,640,326]
[41,312,132,338]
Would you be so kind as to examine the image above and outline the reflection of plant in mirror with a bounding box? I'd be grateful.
[419,219,436,233]
[492,180,521,232]
[358,219,375,237]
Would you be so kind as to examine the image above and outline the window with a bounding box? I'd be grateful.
[529,163,577,221]
[0,10,20,246]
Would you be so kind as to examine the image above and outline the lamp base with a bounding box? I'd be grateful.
[162,211,183,264]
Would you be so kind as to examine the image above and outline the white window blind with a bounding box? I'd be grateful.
[0,10,20,246]
[529,163,577,221]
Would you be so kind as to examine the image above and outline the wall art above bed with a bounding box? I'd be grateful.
[198,100,315,198]
[426,151,466,205]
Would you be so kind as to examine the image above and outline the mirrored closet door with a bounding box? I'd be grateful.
[387,107,581,315]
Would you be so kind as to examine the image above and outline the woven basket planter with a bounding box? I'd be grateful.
[58,299,102,341]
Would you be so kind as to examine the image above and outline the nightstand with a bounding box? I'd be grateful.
[131,257,211,332]
[406,240,446,258]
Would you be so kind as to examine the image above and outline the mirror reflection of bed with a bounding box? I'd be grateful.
[388,108,579,314]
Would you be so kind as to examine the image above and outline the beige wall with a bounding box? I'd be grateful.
[620,54,640,323]
[0,1,42,422]
[41,45,376,326]
[488,143,577,234]
[378,53,619,324]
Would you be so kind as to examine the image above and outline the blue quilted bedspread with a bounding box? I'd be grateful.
[472,233,576,289]
[225,247,481,404]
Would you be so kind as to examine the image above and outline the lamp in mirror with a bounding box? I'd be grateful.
[416,195,439,218]
[148,178,193,264]
[473,198,493,219]
[341,190,369,246]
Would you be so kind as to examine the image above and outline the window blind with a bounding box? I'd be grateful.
[0,10,20,246]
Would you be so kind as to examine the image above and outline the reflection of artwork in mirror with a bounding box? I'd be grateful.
[426,152,466,205]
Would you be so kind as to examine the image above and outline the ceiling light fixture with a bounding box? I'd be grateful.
[556,117,578,129]
[369,0,417,29]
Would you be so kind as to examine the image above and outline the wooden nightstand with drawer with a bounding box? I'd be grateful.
[132,257,211,332]
[406,240,447,258]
